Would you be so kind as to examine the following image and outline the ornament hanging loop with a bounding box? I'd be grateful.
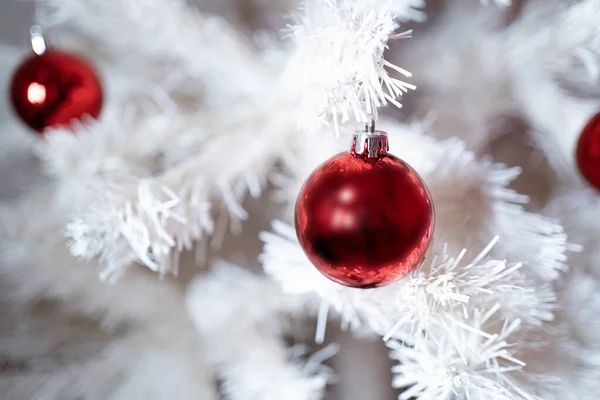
[30,25,47,56]
[365,118,376,134]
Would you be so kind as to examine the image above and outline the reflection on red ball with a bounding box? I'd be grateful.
[295,151,434,288]
[577,112,600,191]
[10,50,103,133]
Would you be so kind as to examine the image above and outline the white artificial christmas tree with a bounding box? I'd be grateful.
[1,0,600,399]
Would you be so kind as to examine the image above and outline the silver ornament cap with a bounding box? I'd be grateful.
[351,121,389,159]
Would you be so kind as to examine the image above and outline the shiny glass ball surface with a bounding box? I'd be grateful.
[295,151,434,288]
[10,51,103,132]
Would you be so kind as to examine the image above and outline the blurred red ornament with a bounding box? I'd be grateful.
[295,129,434,288]
[10,50,103,133]
[577,112,600,191]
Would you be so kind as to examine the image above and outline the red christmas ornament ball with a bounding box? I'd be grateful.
[295,132,434,288]
[10,50,103,133]
[577,112,600,191]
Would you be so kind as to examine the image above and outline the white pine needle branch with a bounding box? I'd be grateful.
[186,262,332,400]
[260,220,550,341]
[37,0,275,103]
[389,309,536,400]
[65,114,287,279]
[413,138,571,282]
[284,0,416,134]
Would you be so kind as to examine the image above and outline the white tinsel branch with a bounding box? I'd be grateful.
[0,189,194,329]
[284,0,416,133]
[37,0,276,104]
[62,107,288,278]
[186,262,334,400]
[422,140,572,282]
[0,329,218,400]
[389,310,531,400]
[260,220,551,398]
[260,221,552,338]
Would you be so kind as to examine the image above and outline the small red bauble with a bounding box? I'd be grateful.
[577,112,600,191]
[10,50,103,133]
[295,130,434,288]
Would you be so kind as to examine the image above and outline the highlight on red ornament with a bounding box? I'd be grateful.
[577,112,600,191]
[294,124,435,289]
[10,27,103,133]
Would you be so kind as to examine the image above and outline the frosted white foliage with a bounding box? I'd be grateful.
[389,312,529,400]
[539,190,600,294]
[423,143,571,282]
[0,191,193,329]
[554,0,600,86]
[409,126,571,283]
[54,103,290,277]
[186,262,333,400]
[0,193,217,400]
[38,0,275,103]
[260,220,555,398]
[504,0,600,181]
[284,0,416,133]
[270,128,348,217]
[558,271,600,351]
[0,330,218,400]
[261,220,552,334]
[391,0,515,152]
[505,271,600,400]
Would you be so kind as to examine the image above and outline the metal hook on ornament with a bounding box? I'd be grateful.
[30,25,47,55]
[363,100,378,134]
[365,118,376,134]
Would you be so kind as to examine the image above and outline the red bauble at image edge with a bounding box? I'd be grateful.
[10,50,103,133]
[577,112,600,191]
[295,132,435,288]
